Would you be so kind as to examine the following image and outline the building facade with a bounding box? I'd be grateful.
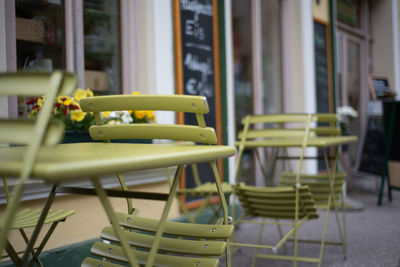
[0,0,399,252]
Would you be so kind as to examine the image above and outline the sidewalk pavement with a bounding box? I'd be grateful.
[227,180,400,267]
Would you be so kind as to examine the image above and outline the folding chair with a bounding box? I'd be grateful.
[170,162,232,224]
[233,183,319,266]
[77,94,235,267]
[0,71,76,266]
[232,113,356,266]
[277,114,349,257]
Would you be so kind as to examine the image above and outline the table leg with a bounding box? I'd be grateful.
[91,178,140,267]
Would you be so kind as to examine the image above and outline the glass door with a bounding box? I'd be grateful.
[337,31,364,163]
[231,0,282,185]
[232,0,255,185]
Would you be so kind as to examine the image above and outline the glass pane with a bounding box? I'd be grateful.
[261,0,282,114]
[337,0,361,28]
[347,41,360,111]
[83,0,121,95]
[15,0,65,71]
[346,40,361,162]
[232,0,252,128]
[261,0,282,184]
[15,0,66,118]
[232,0,255,185]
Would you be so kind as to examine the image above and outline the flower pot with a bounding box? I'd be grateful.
[62,130,152,144]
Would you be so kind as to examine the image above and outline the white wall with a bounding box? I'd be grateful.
[371,0,399,96]
[281,0,317,173]
[0,1,7,119]
[0,0,17,119]
[132,0,175,125]
[281,0,315,114]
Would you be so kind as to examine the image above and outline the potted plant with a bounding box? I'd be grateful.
[25,90,155,143]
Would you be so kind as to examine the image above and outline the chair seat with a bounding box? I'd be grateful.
[84,242,220,267]
[176,182,232,196]
[115,212,234,239]
[0,208,74,229]
[100,226,227,256]
[280,171,345,206]
[234,184,319,220]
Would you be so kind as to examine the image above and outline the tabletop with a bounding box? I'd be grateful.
[0,143,236,182]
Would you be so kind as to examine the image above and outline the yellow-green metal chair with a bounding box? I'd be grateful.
[0,71,76,266]
[233,183,319,266]
[168,162,232,224]
[276,114,349,257]
[231,113,356,266]
[78,94,235,267]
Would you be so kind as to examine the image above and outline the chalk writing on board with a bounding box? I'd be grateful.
[180,0,216,100]
[180,0,213,16]
[184,53,213,97]
[372,79,390,97]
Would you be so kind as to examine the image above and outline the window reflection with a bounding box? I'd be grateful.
[15,0,65,71]
[83,0,121,95]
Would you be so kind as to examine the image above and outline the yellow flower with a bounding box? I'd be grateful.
[57,96,72,105]
[145,110,154,120]
[85,88,94,97]
[103,111,110,118]
[63,97,73,106]
[70,110,86,122]
[134,110,146,120]
[37,97,44,107]
[74,88,87,101]
[132,91,141,95]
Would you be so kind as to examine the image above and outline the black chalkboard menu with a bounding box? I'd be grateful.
[314,20,331,114]
[173,0,221,133]
[314,20,332,170]
[368,76,394,100]
[358,116,385,175]
[173,0,222,205]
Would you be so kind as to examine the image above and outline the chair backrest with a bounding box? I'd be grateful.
[0,71,77,253]
[80,95,217,144]
[233,183,318,220]
[80,94,218,214]
[0,72,77,148]
[236,113,340,144]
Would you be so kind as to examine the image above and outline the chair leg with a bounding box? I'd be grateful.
[146,165,184,267]
[275,219,288,254]
[20,184,58,265]
[323,148,346,257]
[26,221,60,267]
[318,195,331,267]
[209,160,231,267]
[4,241,22,266]
[19,229,43,267]
[0,178,27,256]
[91,177,140,267]
[340,191,347,260]
[251,219,265,267]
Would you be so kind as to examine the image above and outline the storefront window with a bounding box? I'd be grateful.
[83,0,121,95]
[15,0,65,71]
[261,0,282,114]
[232,0,254,185]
